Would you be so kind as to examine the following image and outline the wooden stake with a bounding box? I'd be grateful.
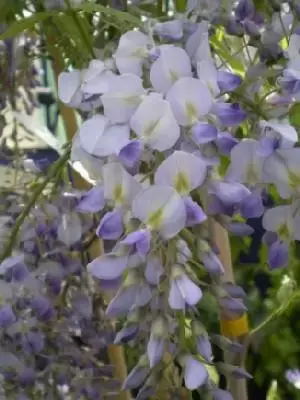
[210,220,249,400]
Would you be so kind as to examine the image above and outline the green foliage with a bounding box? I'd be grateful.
[289,103,300,129]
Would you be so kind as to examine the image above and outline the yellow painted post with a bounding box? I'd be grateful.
[210,220,249,400]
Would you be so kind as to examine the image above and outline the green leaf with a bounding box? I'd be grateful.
[0,12,56,39]
[210,36,245,76]
[289,103,300,128]
[267,380,280,400]
[78,3,142,26]
[174,0,187,12]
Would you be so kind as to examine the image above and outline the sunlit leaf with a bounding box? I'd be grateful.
[0,12,56,39]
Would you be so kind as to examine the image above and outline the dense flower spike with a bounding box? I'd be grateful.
[3,0,300,398]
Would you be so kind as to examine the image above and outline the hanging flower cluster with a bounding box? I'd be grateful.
[1,0,300,398]
[0,182,119,399]
[57,0,300,396]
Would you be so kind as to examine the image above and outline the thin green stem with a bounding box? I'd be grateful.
[0,147,71,263]
[240,290,300,368]
[64,0,95,58]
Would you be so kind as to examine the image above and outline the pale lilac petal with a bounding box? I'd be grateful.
[213,103,246,126]
[122,364,148,390]
[88,255,128,280]
[166,77,213,126]
[102,162,142,207]
[168,280,185,310]
[118,140,143,168]
[213,389,233,400]
[257,136,279,157]
[262,205,292,234]
[115,31,150,76]
[268,240,289,269]
[208,181,250,207]
[154,20,183,40]
[185,21,209,59]
[76,185,105,213]
[135,284,152,307]
[200,251,224,275]
[228,222,254,236]
[121,230,151,256]
[132,185,186,239]
[114,325,139,344]
[144,257,164,285]
[262,149,300,197]
[217,71,242,92]
[240,190,264,218]
[79,114,130,157]
[101,74,145,123]
[183,196,207,227]
[197,59,219,97]
[83,69,116,95]
[57,213,82,247]
[147,336,164,368]
[130,93,180,151]
[106,286,137,317]
[216,132,239,155]
[96,210,124,240]
[196,335,212,362]
[150,45,192,93]
[226,139,264,185]
[155,150,207,195]
[58,70,81,105]
[260,120,297,149]
[192,123,218,144]
[177,275,203,306]
[184,357,208,390]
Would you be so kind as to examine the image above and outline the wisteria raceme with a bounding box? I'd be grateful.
[2,0,300,398]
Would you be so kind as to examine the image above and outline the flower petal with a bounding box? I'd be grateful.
[184,357,208,390]
[150,45,192,93]
[166,77,213,126]
[132,185,186,239]
[155,150,207,195]
[130,93,180,151]
[88,254,128,280]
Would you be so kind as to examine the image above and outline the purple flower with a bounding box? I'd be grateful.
[235,0,255,21]
[215,132,239,155]
[217,71,242,92]
[122,357,149,390]
[96,210,124,240]
[200,250,224,275]
[76,184,105,213]
[118,140,143,168]
[196,335,213,362]
[184,356,208,390]
[192,123,218,144]
[168,270,202,310]
[285,368,300,388]
[18,368,36,386]
[22,331,45,354]
[240,190,264,218]
[88,254,128,281]
[183,196,207,227]
[0,304,16,328]
[213,103,246,126]
[147,335,164,368]
[227,222,254,236]
[212,388,234,400]
[114,325,139,344]
[121,229,151,256]
[31,296,55,321]
[268,240,289,269]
